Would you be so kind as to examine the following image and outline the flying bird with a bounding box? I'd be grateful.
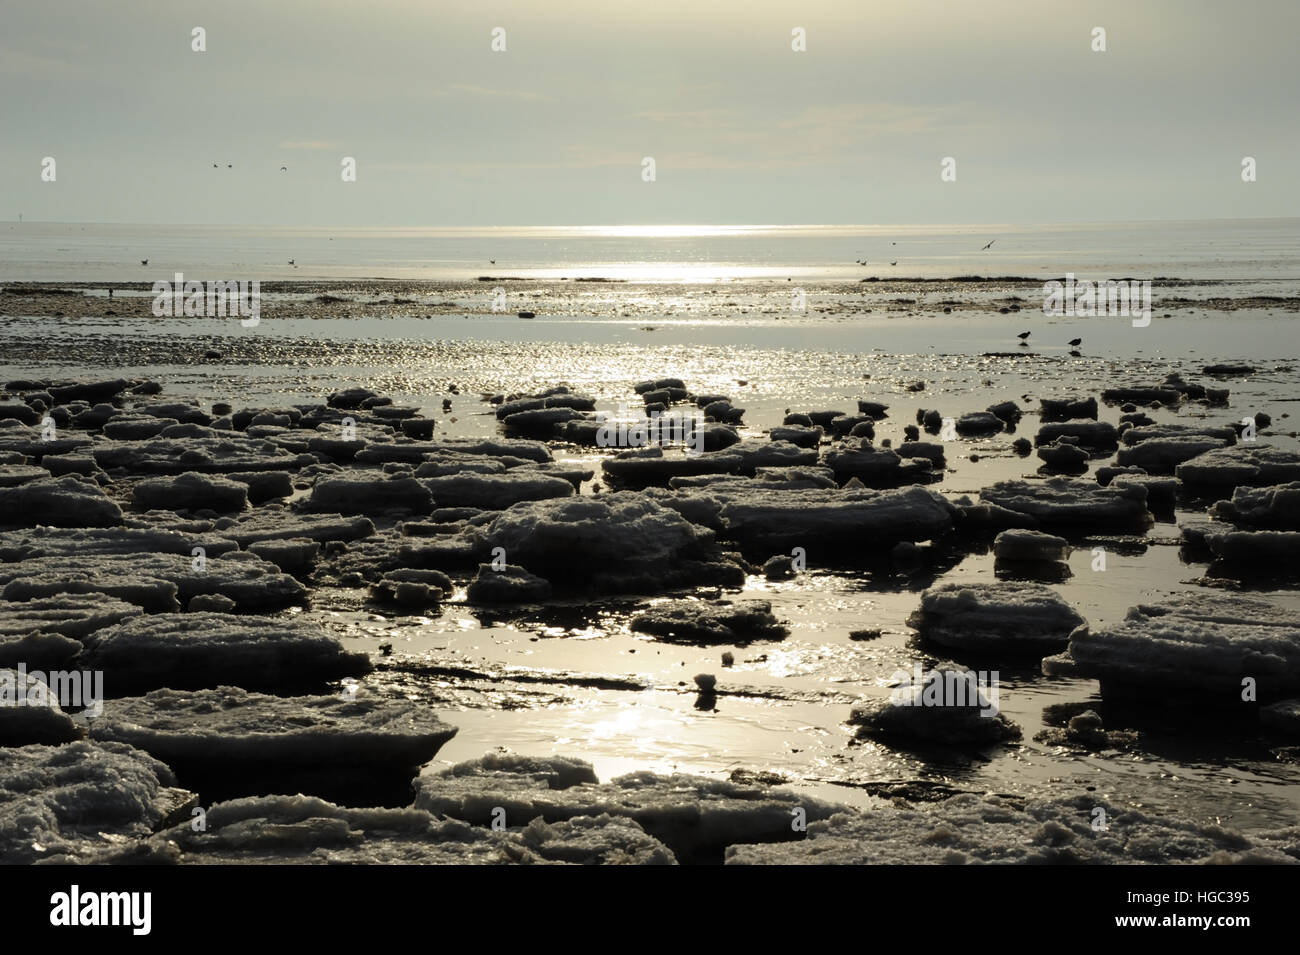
[981,239,996,251]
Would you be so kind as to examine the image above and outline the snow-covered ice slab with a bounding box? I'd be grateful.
[1043,593,1300,701]
[0,552,307,612]
[630,598,789,644]
[469,495,744,594]
[712,484,958,553]
[307,473,433,515]
[1121,424,1237,446]
[848,670,1022,745]
[980,477,1151,529]
[132,471,249,512]
[89,687,457,805]
[0,669,83,745]
[465,563,552,603]
[1117,436,1232,474]
[0,630,82,670]
[0,740,193,864]
[993,528,1071,562]
[0,526,239,560]
[354,438,552,465]
[0,475,123,528]
[0,593,142,640]
[601,447,745,488]
[907,582,1084,656]
[724,792,1297,864]
[1211,482,1300,530]
[76,612,371,695]
[1203,529,1300,563]
[87,796,675,865]
[1177,445,1300,489]
[0,464,49,487]
[93,437,315,474]
[1034,422,1118,451]
[421,471,575,509]
[413,752,843,864]
[822,446,938,488]
[217,510,375,546]
[0,594,143,669]
[0,424,92,460]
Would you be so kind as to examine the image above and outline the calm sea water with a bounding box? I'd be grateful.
[3,219,1299,283]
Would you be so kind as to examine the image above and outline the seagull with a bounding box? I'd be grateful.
[981,239,996,251]
[1068,337,1082,347]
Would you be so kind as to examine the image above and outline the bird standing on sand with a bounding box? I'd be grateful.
[981,239,996,251]
[890,260,897,266]
[1069,337,1082,347]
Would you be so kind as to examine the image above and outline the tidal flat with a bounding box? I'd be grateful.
[1,277,1298,865]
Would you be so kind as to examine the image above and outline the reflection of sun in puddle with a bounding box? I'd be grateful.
[764,648,821,679]
[586,701,698,754]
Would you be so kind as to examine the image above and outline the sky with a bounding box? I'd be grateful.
[2,0,1298,226]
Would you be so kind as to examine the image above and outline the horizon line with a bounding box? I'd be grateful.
[4,215,1299,231]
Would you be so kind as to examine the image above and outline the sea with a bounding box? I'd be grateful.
[2,218,1299,284]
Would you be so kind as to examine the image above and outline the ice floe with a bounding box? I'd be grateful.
[907,582,1083,655]
[76,612,370,694]
[1043,592,1300,702]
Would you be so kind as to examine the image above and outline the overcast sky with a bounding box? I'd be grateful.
[2,0,1297,226]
